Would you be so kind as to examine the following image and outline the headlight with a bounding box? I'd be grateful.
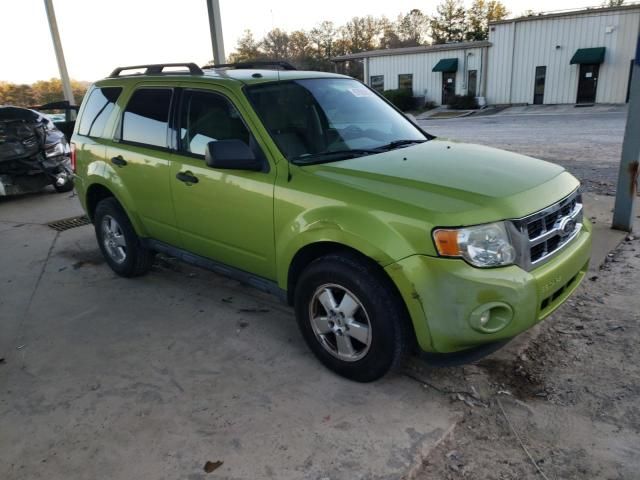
[433,222,516,267]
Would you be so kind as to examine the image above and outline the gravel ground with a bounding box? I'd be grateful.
[418,109,627,196]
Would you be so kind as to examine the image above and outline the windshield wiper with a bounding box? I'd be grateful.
[291,149,380,165]
[374,139,427,151]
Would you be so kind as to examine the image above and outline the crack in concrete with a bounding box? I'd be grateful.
[13,230,60,367]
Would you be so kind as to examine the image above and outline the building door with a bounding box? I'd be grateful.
[576,64,599,104]
[467,70,477,97]
[533,66,546,105]
[442,72,456,105]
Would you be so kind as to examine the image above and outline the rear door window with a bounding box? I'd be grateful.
[122,88,172,148]
[77,87,122,137]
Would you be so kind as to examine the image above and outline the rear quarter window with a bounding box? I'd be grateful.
[77,87,122,138]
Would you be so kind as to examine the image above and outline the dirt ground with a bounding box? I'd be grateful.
[410,235,640,479]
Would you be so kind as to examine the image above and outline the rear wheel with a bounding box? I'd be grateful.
[294,253,411,382]
[94,197,154,277]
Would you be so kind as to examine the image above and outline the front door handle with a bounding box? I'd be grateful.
[111,155,127,167]
[176,171,199,184]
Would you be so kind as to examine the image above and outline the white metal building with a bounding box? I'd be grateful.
[487,4,640,105]
[332,4,640,106]
[333,41,490,106]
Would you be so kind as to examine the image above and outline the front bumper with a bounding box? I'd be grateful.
[386,221,592,353]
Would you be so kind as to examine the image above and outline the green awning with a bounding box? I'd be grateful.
[570,47,606,65]
[432,58,458,72]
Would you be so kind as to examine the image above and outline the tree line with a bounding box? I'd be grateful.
[228,0,508,75]
[0,79,89,108]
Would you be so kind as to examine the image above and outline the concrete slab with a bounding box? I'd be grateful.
[582,193,627,271]
[415,107,473,120]
[495,104,627,117]
[0,187,83,225]
[0,192,455,480]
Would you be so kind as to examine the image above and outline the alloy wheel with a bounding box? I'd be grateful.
[101,215,127,264]
[308,284,372,362]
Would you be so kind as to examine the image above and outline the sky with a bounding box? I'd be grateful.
[1,0,601,84]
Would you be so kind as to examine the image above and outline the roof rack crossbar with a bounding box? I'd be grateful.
[109,63,204,78]
[202,61,297,71]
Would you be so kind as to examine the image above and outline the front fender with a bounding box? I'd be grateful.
[275,204,416,289]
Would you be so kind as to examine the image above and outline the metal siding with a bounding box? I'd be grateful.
[368,47,486,105]
[486,22,514,104]
[505,9,640,104]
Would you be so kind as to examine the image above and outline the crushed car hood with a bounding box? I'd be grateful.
[0,106,65,163]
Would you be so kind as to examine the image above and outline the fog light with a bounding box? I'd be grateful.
[469,302,513,333]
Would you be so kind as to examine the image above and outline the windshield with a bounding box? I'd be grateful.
[245,78,429,164]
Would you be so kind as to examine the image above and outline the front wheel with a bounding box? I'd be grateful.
[294,253,411,382]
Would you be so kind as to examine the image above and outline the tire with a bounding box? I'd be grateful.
[294,253,412,382]
[94,197,154,277]
[54,178,74,193]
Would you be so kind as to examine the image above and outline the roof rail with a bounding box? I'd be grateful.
[108,63,204,78]
[202,61,297,71]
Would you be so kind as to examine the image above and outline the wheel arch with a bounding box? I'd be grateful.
[86,183,115,221]
[286,241,419,350]
[84,182,147,236]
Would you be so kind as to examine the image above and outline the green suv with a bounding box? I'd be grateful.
[72,62,591,382]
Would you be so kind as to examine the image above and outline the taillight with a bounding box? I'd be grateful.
[70,142,77,172]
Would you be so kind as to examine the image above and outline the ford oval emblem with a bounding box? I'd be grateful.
[558,216,577,237]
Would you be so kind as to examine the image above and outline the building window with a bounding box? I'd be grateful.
[370,75,384,92]
[467,70,478,97]
[398,74,413,91]
[533,66,546,105]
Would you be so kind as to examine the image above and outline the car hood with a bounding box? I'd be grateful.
[301,138,575,224]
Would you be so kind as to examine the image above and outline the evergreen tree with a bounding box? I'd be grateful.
[430,0,467,44]
[466,0,509,41]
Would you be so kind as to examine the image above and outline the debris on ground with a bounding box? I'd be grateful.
[203,460,223,473]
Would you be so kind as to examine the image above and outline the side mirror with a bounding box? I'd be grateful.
[205,139,263,171]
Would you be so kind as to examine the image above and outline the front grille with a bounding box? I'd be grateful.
[510,190,583,270]
[526,197,578,240]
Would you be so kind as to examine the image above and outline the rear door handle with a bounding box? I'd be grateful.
[111,155,127,167]
[176,171,199,184]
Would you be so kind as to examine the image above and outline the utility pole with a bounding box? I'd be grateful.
[612,31,640,232]
[206,0,226,65]
[43,0,75,105]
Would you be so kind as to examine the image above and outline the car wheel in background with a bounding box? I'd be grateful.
[94,197,154,277]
